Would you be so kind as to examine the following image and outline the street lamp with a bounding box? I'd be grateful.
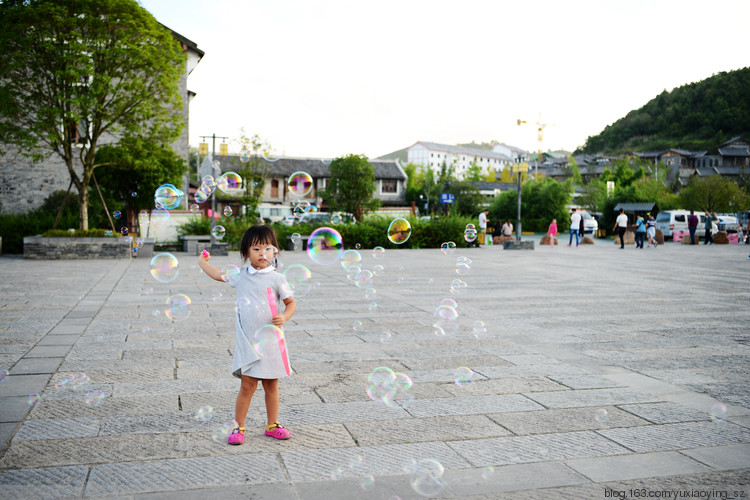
[199,133,229,247]
[514,155,525,241]
[419,194,429,217]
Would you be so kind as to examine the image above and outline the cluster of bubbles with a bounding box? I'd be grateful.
[405,458,447,497]
[441,241,457,256]
[433,298,459,336]
[387,218,412,244]
[464,223,477,243]
[366,367,413,408]
[53,373,106,407]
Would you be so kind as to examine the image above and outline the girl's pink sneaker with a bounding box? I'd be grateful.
[265,422,291,440]
[227,427,245,445]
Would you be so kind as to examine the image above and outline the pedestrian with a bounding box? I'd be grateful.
[688,210,699,244]
[501,219,513,237]
[613,208,628,249]
[737,222,744,244]
[478,209,489,245]
[703,211,714,245]
[547,218,558,246]
[569,208,581,246]
[579,213,585,239]
[635,214,646,249]
[492,219,503,242]
[646,213,657,247]
[198,225,297,445]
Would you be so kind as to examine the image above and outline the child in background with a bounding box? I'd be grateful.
[547,219,558,246]
[199,225,296,445]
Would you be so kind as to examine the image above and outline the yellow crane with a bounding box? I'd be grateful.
[517,113,551,178]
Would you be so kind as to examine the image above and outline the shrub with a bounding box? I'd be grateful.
[42,229,107,237]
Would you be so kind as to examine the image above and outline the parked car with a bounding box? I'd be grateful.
[716,214,738,233]
[580,211,598,234]
[655,210,703,239]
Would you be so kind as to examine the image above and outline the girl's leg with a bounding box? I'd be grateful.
[235,376,258,427]
[261,378,280,425]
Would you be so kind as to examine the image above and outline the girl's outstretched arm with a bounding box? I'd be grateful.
[198,251,224,282]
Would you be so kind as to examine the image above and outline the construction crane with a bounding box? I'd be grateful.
[517,113,550,179]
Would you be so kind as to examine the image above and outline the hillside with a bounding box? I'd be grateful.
[580,67,750,154]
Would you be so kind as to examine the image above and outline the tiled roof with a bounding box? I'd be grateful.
[413,141,512,161]
[718,147,750,157]
[210,155,406,180]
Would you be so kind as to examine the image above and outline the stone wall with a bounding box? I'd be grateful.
[23,236,131,260]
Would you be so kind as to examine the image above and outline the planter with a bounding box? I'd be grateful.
[180,235,211,254]
[23,235,131,260]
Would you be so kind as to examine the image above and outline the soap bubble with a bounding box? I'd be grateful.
[252,325,283,360]
[84,390,105,407]
[235,296,251,313]
[104,230,113,237]
[360,475,375,490]
[195,405,215,422]
[154,184,184,209]
[240,153,249,162]
[355,270,373,289]
[340,249,362,271]
[464,224,478,242]
[307,227,343,265]
[352,320,363,331]
[349,454,364,471]
[439,298,458,309]
[223,206,233,217]
[387,218,412,244]
[450,279,468,294]
[410,459,446,497]
[330,466,345,480]
[27,394,41,406]
[194,189,209,204]
[165,294,191,322]
[383,372,414,408]
[211,290,223,302]
[211,225,226,240]
[293,200,311,219]
[366,367,396,402]
[211,419,239,443]
[347,266,362,282]
[189,204,200,213]
[331,213,343,225]
[440,241,457,256]
[321,158,332,165]
[472,321,487,339]
[131,191,138,197]
[211,160,221,174]
[480,466,495,482]
[284,264,313,296]
[218,172,243,195]
[364,288,377,300]
[71,373,91,389]
[112,210,121,219]
[368,302,378,312]
[221,264,241,285]
[594,408,609,422]
[380,330,392,343]
[456,256,472,275]
[288,171,313,197]
[121,227,128,235]
[0,369,9,383]
[455,366,474,386]
[710,403,727,421]
[291,233,302,244]
[136,238,144,248]
[372,265,384,276]
[150,253,179,283]
[262,151,280,162]
[372,246,385,259]
[151,206,170,226]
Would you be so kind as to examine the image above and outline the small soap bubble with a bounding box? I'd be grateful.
[368,302,378,312]
[211,290,223,302]
[594,408,609,422]
[355,270,374,289]
[340,249,362,271]
[144,286,153,295]
[211,225,226,240]
[710,403,727,421]
[0,369,8,383]
[349,454,364,471]
[150,253,179,283]
[372,264,384,276]
[473,320,487,339]
[410,459,446,497]
[464,224,478,242]
[112,210,121,219]
[331,213,343,225]
[355,243,361,249]
[235,296,251,312]
[195,405,215,422]
[72,373,91,389]
[372,246,385,259]
[263,152,280,162]
[189,203,200,213]
[330,466,345,480]
[307,227,343,265]
[221,264,241,284]
[165,294,191,322]
[27,394,41,406]
[291,233,302,244]
[380,330,393,343]
[211,419,239,442]
[240,153,249,162]
[131,191,138,197]
[441,241,457,256]
[284,264,313,296]
[387,218,412,244]
[455,366,474,386]
[288,171,313,197]
[84,390,105,407]
[450,279,468,294]
[383,372,414,408]
[352,320,363,331]
[151,309,160,317]
[360,475,375,490]
[364,288,377,300]
[121,227,128,235]
[480,466,495,482]
[104,230,113,237]
[223,206,233,217]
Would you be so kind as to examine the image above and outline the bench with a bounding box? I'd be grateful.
[180,235,211,254]
[286,235,309,251]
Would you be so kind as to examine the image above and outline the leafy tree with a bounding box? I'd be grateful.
[465,160,484,182]
[579,179,607,214]
[234,130,272,217]
[489,178,572,232]
[444,182,483,217]
[484,166,497,182]
[421,163,456,216]
[323,154,381,221]
[679,176,748,213]
[561,156,582,185]
[0,0,185,229]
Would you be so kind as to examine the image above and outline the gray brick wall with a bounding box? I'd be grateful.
[23,236,131,260]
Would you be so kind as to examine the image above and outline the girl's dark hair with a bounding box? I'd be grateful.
[239,225,280,263]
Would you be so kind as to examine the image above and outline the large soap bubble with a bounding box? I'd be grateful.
[287,171,313,197]
[387,218,412,244]
[154,184,184,210]
[283,264,313,296]
[165,294,191,321]
[252,325,283,360]
[150,253,179,283]
[307,227,343,265]
[218,172,243,196]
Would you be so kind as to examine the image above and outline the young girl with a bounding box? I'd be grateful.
[198,225,296,445]
[547,219,557,246]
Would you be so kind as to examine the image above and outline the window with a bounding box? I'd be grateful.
[381,179,398,194]
[675,215,685,222]
[271,179,279,198]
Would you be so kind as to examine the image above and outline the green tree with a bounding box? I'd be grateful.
[579,179,607,214]
[444,182,483,216]
[679,176,748,213]
[561,156,582,185]
[420,163,456,216]
[235,130,272,217]
[489,178,572,232]
[323,154,381,221]
[465,160,483,182]
[0,0,185,229]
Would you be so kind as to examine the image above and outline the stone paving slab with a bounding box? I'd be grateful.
[523,387,665,409]
[487,406,650,435]
[598,421,750,452]
[84,454,285,496]
[0,465,87,500]
[618,402,712,424]
[7,358,62,375]
[566,451,711,483]
[14,417,100,441]
[438,376,569,396]
[680,443,750,471]
[405,394,544,418]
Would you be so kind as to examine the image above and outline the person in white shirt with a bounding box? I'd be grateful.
[612,208,629,249]
[478,209,489,245]
[568,208,582,246]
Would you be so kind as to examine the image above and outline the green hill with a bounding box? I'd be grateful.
[580,67,750,154]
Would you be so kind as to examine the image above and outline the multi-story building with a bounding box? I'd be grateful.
[406,141,513,180]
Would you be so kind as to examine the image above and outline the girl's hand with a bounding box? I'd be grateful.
[199,249,210,263]
[272,314,286,327]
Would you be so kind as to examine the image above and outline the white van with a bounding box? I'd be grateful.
[656,210,717,239]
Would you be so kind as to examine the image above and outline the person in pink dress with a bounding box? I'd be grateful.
[547,219,558,246]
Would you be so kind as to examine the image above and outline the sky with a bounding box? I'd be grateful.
[140,0,750,160]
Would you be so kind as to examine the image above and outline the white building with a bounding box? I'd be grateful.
[492,143,529,162]
[406,141,514,180]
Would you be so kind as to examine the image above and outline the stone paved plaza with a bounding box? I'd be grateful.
[0,238,749,499]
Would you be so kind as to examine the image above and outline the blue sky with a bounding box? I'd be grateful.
[140,0,750,159]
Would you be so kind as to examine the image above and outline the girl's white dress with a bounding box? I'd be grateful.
[229,265,293,379]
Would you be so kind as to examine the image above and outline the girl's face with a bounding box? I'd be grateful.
[247,241,278,269]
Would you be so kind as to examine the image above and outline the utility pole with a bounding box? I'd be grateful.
[514,155,527,241]
[199,133,229,247]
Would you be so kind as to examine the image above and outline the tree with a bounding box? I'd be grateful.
[465,160,483,182]
[234,130,272,217]
[679,176,748,213]
[323,154,381,221]
[0,0,185,229]
[444,182,483,216]
[561,156,582,185]
[489,178,572,232]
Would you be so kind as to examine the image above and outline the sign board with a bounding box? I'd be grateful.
[440,193,456,204]
[511,162,529,173]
